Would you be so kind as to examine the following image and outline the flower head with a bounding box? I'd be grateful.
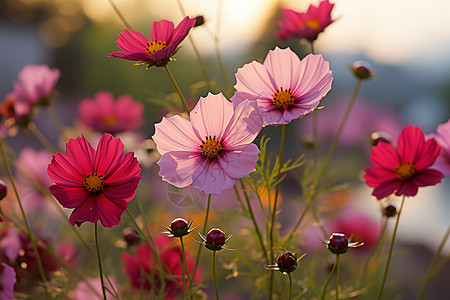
[231,47,332,126]
[275,0,335,42]
[47,133,142,227]
[109,17,196,67]
[164,218,195,238]
[78,91,144,134]
[197,228,233,251]
[427,118,450,176]
[364,125,444,200]
[153,93,263,194]
[13,64,60,112]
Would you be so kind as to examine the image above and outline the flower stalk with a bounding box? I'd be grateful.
[94,222,108,300]
[162,65,191,114]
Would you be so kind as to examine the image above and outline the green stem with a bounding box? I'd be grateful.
[107,0,133,30]
[418,224,450,300]
[310,41,315,55]
[321,258,337,300]
[27,122,56,153]
[269,124,286,300]
[212,250,220,300]
[240,180,268,264]
[192,194,212,279]
[95,222,107,300]
[288,272,293,300]
[0,137,51,300]
[180,237,192,298]
[233,184,247,213]
[335,254,340,300]
[163,65,190,114]
[377,195,406,300]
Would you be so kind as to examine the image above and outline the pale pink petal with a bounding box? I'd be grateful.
[218,144,259,179]
[49,185,89,208]
[153,115,200,155]
[263,47,302,90]
[99,194,128,228]
[115,29,148,53]
[66,136,96,175]
[292,54,332,97]
[233,61,276,100]
[190,93,234,140]
[69,194,101,226]
[151,20,174,43]
[158,151,205,188]
[192,160,235,194]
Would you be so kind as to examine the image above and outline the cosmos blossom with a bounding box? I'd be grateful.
[275,0,335,42]
[78,91,144,134]
[364,125,444,200]
[109,16,196,67]
[231,47,332,126]
[47,133,142,227]
[153,93,263,195]
[427,118,450,176]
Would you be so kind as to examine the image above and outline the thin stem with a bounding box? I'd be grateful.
[27,122,56,153]
[418,224,450,300]
[192,194,212,279]
[214,0,232,95]
[310,41,315,55]
[240,180,268,264]
[288,273,293,300]
[321,258,337,300]
[212,250,220,300]
[233,184,247,213]
[107,0,133,30]
[0,137,51,300]
[95,222,107,300]
[376,195,406,300]
[335,254,340,300]
[269,124,286,300]
[163,65,190,114]
[180,237,192,298]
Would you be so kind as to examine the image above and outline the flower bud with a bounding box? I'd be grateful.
[276,251,297,274]
[370,131,391,146]
[205,228,226,251]
[350,61,375,80]
[326,233,349,254]
[382,203,397,218]
[122,227,141,246]
[194,16,205,27]
[0,180,7,200]
[169,218,190,237]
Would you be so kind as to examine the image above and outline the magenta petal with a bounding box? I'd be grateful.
[108,51,151,62]
[170,17,196,45]
[66,136,96,175]
[158,151,204,188]
[190,93,234,140]
[397,124,424,163]
[192,160,235,194]
[415,138,441,170]
[103,176,141,202]
[0,262,16,300]
[49,185,89,209]
[372,179,401,200]
[369,142,399,170]
[99,194,128,228]
[68,194,101,226]
[95,133,124,176]
[395,181,418,197]
[218,144,259,179]
[105,152,141,184]
[412,169,444,187]
[151,20,174,43]
[115,29,148,53]
[47,153,85,187]
[364,167,397,187]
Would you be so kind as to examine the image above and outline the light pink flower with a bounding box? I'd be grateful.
[231,47,332,126]
[275,0,335,42]
[47,133,142,227]
[78,91,144,134]
[0,262,16,300]
[74,277,121,300]
[427,118,450,176]
[13,64,60,114]
[153,93,263,194]
[364,125,444,200]
[109,16,196,67]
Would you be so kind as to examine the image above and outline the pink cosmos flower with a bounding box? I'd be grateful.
[0,262,16,300]
[123,235,201,299]
[232,47,332,126]
[109,16,196,67]
[13,64,60,114]
[74,277,121,300]
[275,0,335,42]
[427,118,450,176]
[78,91,144,134]
[364,125,444,200]
[153,93,263,195]
[47,133,142,227]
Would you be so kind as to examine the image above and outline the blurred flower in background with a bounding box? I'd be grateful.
[427,118,450,176]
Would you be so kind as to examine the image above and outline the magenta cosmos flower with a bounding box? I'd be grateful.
[109,16,196,67]
[47,133,142,227]
[78,91,144,134]
[364,125,444,200]
[153,93,263,194]
[427,118,450,176]
[13,64,60,114]
[275,0,335,42]
[231,47,332,126]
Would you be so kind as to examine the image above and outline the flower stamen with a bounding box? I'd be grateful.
[272,88,295,110]
[303,20,321,31]
[84,171,105,193]
[146,40,167,55]
[200,136,223,159]
[396,162,416,181]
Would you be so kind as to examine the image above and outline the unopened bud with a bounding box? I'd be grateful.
[326,233,349,254]
[277,251,298,274]
[122,227,141,246]
[382,203,397,218]
[0,180,7,200]
[205,228,226,251]
[194,16,205,27]
[350,61,375,80]
[370,131,391,146]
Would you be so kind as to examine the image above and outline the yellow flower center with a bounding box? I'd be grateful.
[396,162,416,181]
[272,88,295,109]
[145,40,167,55]
[200,136,223,159]
[84,171,105,193]
[303,19,321,32]
[103,115,118,126]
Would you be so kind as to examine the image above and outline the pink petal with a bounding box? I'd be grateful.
[233,61,276,101]
[115,29,148,54]
[66,136,96,175]
[108,51,151,62]
[364,167,398,187]
[153,115,200,155]
[414,138,441,170]
[292,54,332,98]
[47,153,85,187]
[397,125,424,163]
[103,176,141,202]
[99,193,128,228]
[49,185,89,209]
[95,133,124,176]
[369,142,400,170]
[105,152,141,184]
[150,20,174,43]
[411,169,444,187]
[68,194,101,226]
[372,179,401,200]
[169,16,196,45]
[158,151,205,188]
[263,47,302,90]
[190,93,234,141]
[192,160,235,194]
[218,144,259,179]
